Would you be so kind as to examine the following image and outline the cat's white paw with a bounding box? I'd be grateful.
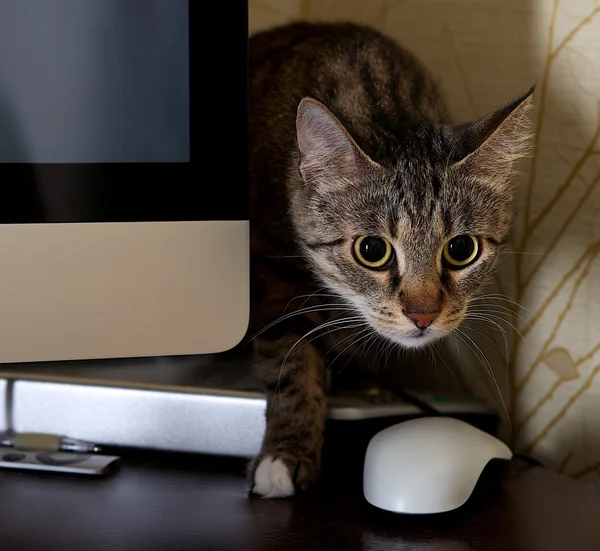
[252,456,295,498]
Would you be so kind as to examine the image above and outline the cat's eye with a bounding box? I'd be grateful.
[353,235,394,269]
[443,235,480,268]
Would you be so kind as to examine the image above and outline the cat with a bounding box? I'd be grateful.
[247,21,533,498]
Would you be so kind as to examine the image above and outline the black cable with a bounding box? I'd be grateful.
[394,389,444,416]
[513,453,544,467]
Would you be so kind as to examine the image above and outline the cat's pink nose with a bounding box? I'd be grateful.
[403,311,440,329]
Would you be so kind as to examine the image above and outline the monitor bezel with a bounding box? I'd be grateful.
[0,0,249,224]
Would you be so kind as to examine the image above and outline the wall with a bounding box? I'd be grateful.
[249,0,600,483]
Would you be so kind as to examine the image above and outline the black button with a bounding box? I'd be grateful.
[3,452,26,462]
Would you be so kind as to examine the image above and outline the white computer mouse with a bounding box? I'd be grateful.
[363,416,512,514]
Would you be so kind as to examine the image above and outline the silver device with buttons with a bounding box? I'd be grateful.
[0,450,121,476]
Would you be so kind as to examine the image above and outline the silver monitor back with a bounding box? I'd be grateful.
[0,221,249,363]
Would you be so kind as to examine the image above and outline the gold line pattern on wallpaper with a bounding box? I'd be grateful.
[507,0,600,463]
[444,26,479,119]
[250,0,600,481]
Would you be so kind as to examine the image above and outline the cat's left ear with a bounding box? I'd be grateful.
[445,86,535,190]
[296,97,381,192]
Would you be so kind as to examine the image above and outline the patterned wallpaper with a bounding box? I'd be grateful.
[249,0,600,483]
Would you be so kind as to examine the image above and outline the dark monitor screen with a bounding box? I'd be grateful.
[0,0,248,223]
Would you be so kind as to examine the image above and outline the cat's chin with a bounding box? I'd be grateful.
[381,330,449,350]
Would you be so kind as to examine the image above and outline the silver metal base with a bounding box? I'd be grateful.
[0,355,497,459]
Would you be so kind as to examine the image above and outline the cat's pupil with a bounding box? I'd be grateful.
[448,236,474,261]
[360,237,387,262]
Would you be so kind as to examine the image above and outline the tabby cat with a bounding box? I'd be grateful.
[247,21,533,498]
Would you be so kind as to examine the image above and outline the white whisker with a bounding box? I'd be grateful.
[248,304,355,342]
[467,301,532,327]
[341,332,379,375]
[274,317,367,398]
[327,329,373,373]
[498,251,548,256]
[462,324,507,359]
[324,327,366,357]
[280,317,365,368]
[262,255,305,259]
[456,328,511,434]
[383,338,396,369]
[283,287,337,313]
[296,290,342,312]
[470,293,536,317]
[466,312,526,341]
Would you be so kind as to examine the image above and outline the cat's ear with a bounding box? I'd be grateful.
[446,86,535,189]
[296,97,381,191]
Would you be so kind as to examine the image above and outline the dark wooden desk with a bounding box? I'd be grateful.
[1,451,599,551]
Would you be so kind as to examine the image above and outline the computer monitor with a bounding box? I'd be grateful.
[0,1,249,363]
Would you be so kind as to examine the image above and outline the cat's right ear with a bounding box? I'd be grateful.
[296,98,381,192]
[445,87,535,191]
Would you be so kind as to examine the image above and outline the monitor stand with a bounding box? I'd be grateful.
[0,351,499,458]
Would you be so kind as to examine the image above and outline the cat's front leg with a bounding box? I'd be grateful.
[248,333,327,498]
